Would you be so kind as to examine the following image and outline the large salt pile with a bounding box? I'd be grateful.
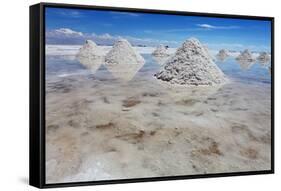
[216,49,229,62]
[76,40,103,72]
[152,44,170,57]
[257,52,271,63]
[236,49,255,62]
[104,38,145,81]
[155,38,226,86]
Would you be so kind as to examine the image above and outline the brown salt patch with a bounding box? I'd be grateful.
[142,92,159,97]
[174,130,182,137]
[152,112,159,117]
[231,123,264,143]
[115,130,145,144]
[240,148,258,159]
[207,97,217,101]
[233,107,248,111]
[105,146,118,153]
[96,122,116,129]
[102,96,110,104]
[210,108,218,112]
[80,132,89,136]
[157,100,165,106]
[122,97,141,107]
[197,141,222,156]
[193,111,204,116]
[176,99,199,106]
[47,124,59,132]
[231,124,248,134]
[150,130,157,136]
[67,120,79,128]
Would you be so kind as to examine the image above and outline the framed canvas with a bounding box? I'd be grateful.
[30,2,274,188]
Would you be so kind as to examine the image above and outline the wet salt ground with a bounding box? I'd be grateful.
[45,54,271,183]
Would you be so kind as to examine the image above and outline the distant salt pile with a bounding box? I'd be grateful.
[105,38,145,65]
[155,38,226,86]
[236,49,255,62]
[216,49,229,61]
[257,52,271,63]
[76,40,103,72]
[105,38,145,81]
[152,44,170,57]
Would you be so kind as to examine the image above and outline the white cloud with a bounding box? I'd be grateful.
[197,24,240,30]
[98,33,114,39]
[197,24,216,29]
[206,42,270,52]
[53,28,83,36]
[110,11,140,17]
[58,10,83,18]
[206,43,243,50]
[46,28,177,46]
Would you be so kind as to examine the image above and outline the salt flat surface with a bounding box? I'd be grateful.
[45,44,271,183]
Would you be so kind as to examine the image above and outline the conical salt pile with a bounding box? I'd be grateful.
[257,52,271,63]
[216,49,229,61]
[105,38,145,65]
[155,38,226,86]
[76,40,103,72]
[152,44,170,57]
[104,38,145,81]
[236,49,255,62]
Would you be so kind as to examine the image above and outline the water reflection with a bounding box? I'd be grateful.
[152,56,170,65]
[236,59,256,70]
[104,63,144,81]
[257,52,271,66]
[268,66,271,76]
[216,49,229,62]
[77,56,103,73]
[216,54,228,62]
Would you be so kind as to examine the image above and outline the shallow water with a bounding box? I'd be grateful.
[45,54,271,183]
[46,54,271,84]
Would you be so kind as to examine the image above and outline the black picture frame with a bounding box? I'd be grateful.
[30,2,275,189]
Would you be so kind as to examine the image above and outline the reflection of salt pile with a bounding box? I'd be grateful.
[105,39,145,81]
[152,45,170,57]
[216,49,229,62]
[152,45,170,65]
[236,59,255,70]
[153,56,169,65]
[76,40,103,72]
[268,66,271,75]
[235,49,255,70]
[236,49,255,62]
[257,52,271,64]
[155,38,226,86]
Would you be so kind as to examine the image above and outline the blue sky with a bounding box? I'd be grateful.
[46,7,271,51]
